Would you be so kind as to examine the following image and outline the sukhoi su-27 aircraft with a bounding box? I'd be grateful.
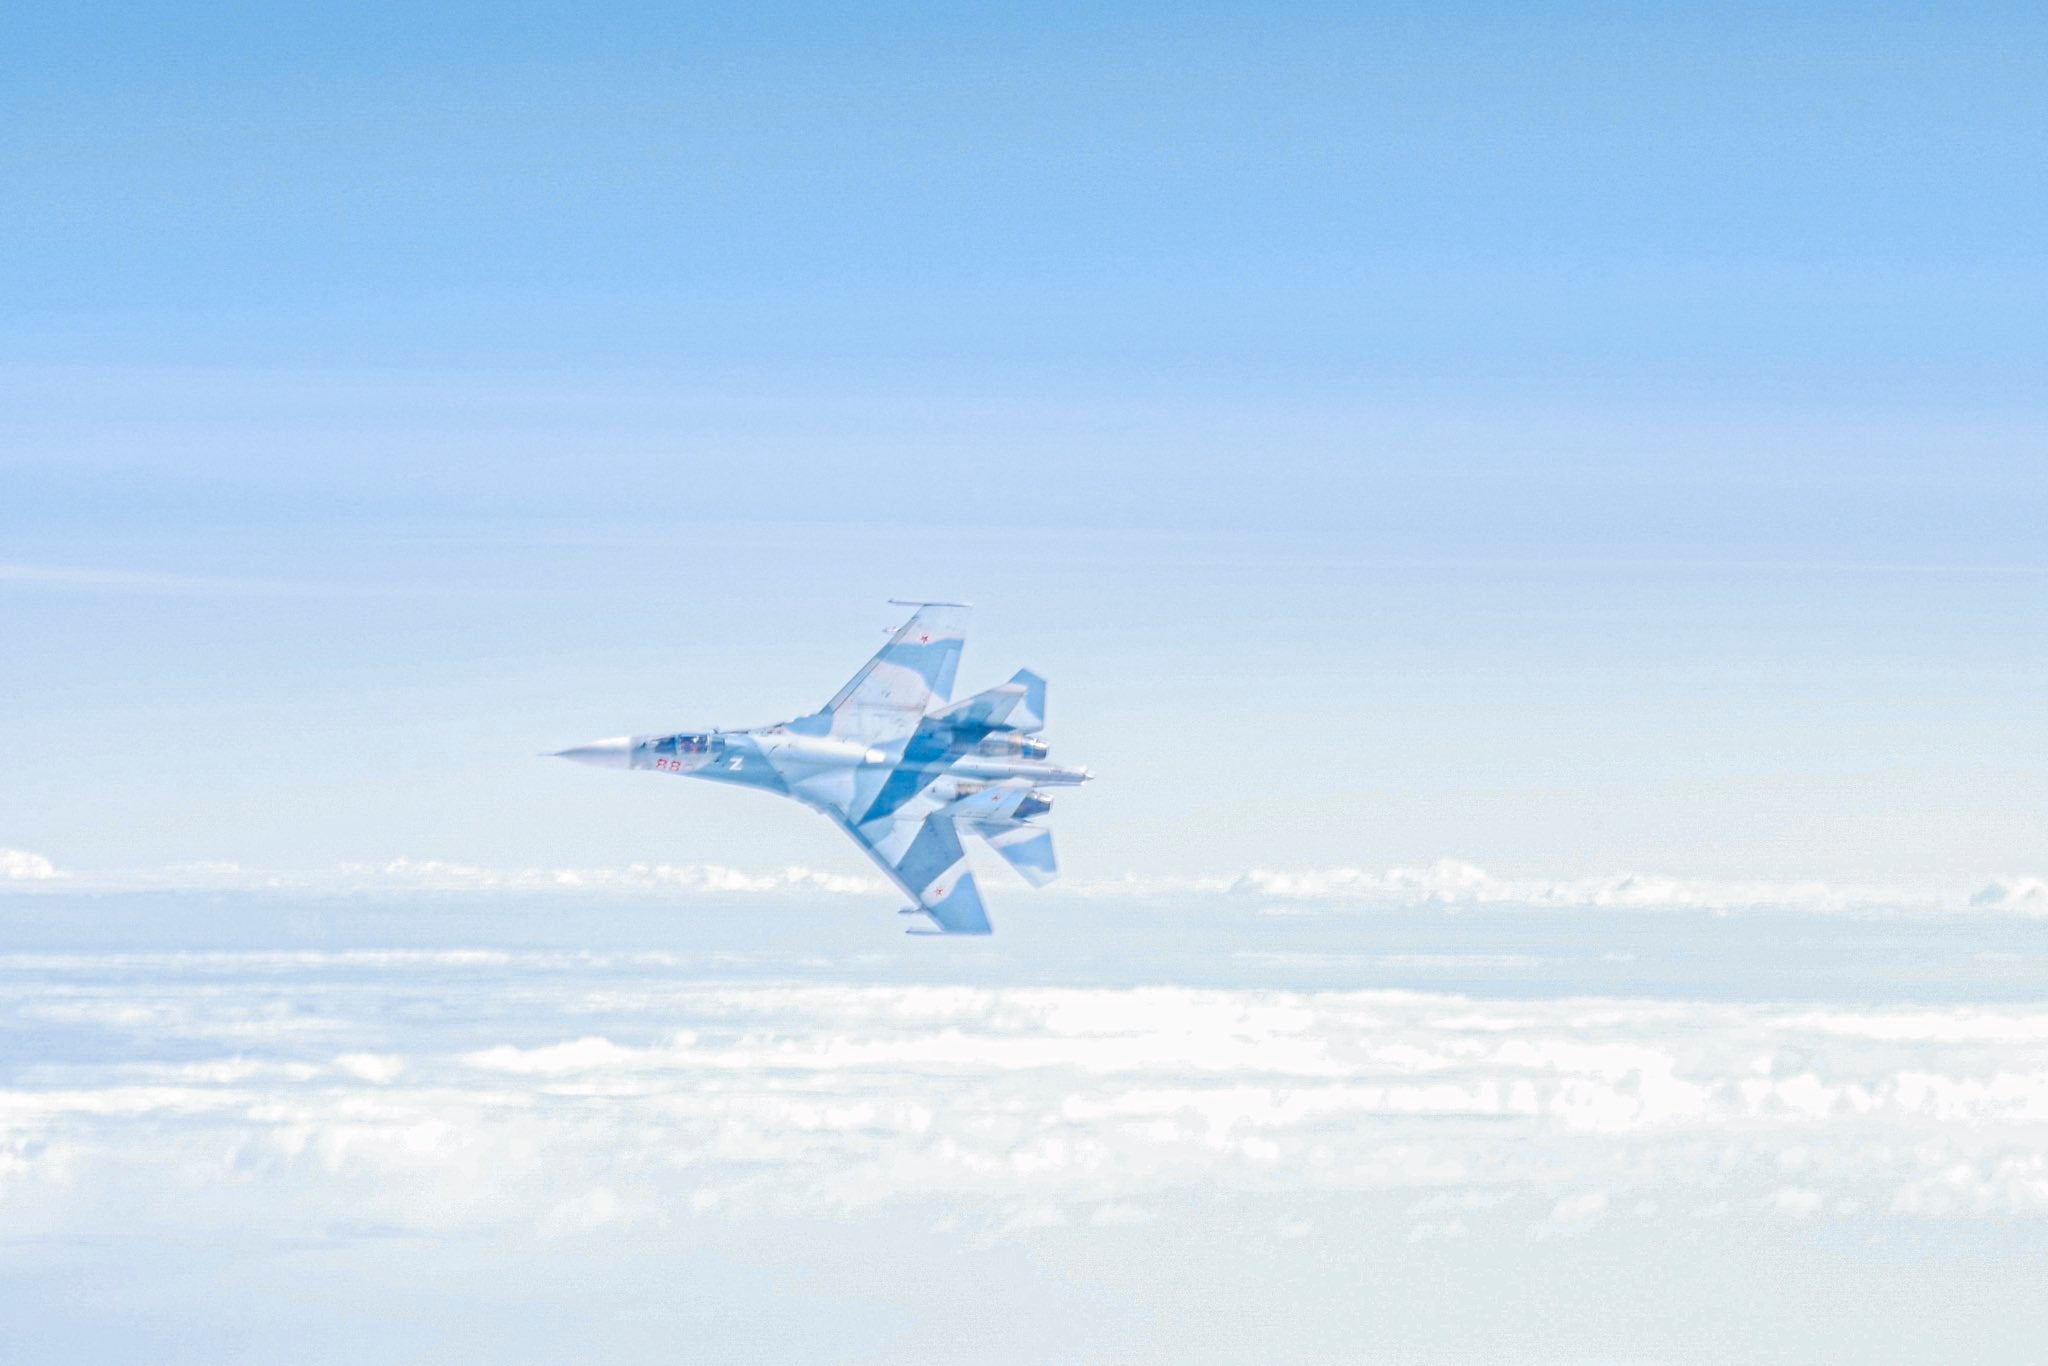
[552,602,1088,934]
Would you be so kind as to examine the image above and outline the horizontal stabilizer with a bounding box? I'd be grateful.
[975,822,1058,887]
[931,669,1046,734]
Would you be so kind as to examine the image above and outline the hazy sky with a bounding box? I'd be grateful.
[8,2,2047,893]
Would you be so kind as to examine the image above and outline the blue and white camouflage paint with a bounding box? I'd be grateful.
[553,602,1088,934]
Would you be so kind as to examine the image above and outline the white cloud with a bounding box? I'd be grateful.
[334,1053,407,1084]
[1970,877,2048,914]
[2,850,2037,921]
[0,856,885,897]
[328,858,886,896]
[7,960,2048,1250]
[464,1036,644,1074]
[1080,858,1970,916]
[0,849,61,881]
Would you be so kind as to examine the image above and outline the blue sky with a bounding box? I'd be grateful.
[6,5,2048,1360]
[6,2,2045,892]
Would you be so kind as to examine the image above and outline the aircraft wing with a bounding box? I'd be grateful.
[835,795,993,936]
[819,601,970,747]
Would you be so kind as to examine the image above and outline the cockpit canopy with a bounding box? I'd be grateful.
[634,731,726,771]
[645,731,721,757]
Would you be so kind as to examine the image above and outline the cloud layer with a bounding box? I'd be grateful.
[1088,857,1981,915]
[0,850,884,896]
[6,846,2044,918]
[6,953,2048,1246]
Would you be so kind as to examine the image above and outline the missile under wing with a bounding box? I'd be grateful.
[552,602,1089,934]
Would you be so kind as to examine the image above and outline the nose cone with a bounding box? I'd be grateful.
[551,736,633,769]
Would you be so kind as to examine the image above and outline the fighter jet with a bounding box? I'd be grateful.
[552,602,1088,934]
